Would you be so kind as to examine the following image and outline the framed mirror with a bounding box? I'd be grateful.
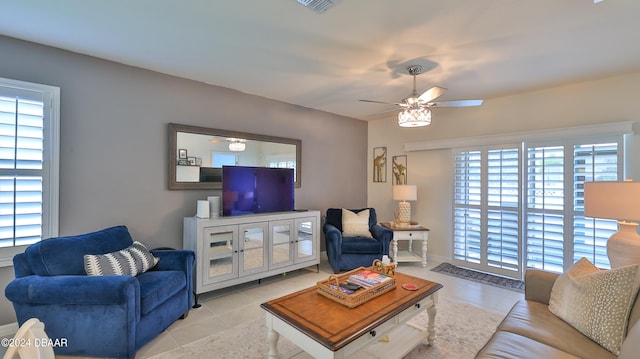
[168,123,302,190]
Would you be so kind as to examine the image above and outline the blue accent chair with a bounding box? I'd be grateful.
[323,208,393,273]
[5,225,195,359]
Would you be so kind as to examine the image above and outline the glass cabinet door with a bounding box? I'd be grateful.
[239,222,268,275]
[270,220,293,268]
[203,225,238,284]
[295,217,317,263]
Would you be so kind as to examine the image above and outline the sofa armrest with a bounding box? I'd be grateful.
[524,269,559,305]
[5,275,139,305]
[151,249,195,272]
[370,224,393,254]
[323,224,342,244]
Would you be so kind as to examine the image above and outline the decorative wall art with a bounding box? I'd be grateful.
[392,155,407,185]
[373,147,387,182]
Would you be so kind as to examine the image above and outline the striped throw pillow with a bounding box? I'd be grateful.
[84,241,159,276]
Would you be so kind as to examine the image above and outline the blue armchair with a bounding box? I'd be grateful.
[5,225,195,358]
[323,208,393,273]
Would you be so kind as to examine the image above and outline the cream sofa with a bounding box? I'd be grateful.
[476,269,640,359]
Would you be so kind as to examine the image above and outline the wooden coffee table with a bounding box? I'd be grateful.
[260,271,443,359]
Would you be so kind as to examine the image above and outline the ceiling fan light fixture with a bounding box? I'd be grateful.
[398,108,431,127]
[227,138,246,151]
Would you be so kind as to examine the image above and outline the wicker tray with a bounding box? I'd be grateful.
[316,263,396,308]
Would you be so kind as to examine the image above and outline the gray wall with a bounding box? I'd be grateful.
[0,35,368,325]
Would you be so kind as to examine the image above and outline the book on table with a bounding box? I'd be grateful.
[347,270,393,289]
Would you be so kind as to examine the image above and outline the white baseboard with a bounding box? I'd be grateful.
[428,254,449,266]
[0,322,18,337]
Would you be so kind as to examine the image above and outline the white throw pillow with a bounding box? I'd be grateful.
[341,209,372,237]
[549,257,640,355]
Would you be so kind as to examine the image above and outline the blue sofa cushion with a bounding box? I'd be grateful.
[25,225,133,276]
[137,270,186,316]
[341,236,384,254]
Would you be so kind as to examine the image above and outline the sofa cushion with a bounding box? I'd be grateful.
[498,300,616,359]
[476,331,582,359]
[341,237,382,254]
[549,257,640,355]
[24,225,134,276]
[325,208,377,232]
[84,241,159,276]
[136,270,186,316]
[342,208,372,237]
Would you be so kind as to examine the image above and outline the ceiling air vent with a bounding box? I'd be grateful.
[295,0,338,14]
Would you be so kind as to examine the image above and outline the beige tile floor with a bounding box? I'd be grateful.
[3,257,524,359]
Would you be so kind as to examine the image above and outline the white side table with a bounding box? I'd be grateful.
[382,223,430,267]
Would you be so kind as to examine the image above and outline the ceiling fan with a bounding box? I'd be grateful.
[360,65,483,127]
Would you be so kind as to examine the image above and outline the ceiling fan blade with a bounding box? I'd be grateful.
[417,86,447,103]
[428,99,484,108]
[359,99,403,106]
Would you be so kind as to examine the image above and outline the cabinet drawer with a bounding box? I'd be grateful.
[394,231,424,240]
[398,296,435,323]
[344,316,398,355]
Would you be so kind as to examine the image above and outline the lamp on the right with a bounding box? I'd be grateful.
[392,185,417,225]
[584,180,640,268]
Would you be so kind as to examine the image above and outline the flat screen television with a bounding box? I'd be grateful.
[222,166,294,216]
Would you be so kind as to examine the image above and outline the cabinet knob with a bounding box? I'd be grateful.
[369,330,376,337]
[415,303,421,309]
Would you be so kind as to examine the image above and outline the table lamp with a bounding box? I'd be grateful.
[392,185,417,225]
[584,180,640,268]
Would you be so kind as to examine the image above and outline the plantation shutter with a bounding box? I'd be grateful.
[453,150,482,263]
[486,148,520,272]
[0,88,45,248]
[524,145,565,272]
[572,143,619,268]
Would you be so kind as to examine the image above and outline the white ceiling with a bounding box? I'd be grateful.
[1,0,639,121]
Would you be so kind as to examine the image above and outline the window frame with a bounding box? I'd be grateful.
[0,78,59,267]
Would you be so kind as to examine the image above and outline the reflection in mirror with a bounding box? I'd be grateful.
[169,123,301,189]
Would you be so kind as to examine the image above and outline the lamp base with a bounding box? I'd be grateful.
[608,221,640,268]
[397,201,411,223]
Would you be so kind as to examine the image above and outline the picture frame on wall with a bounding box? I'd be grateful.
[392,155,407,185]
[373,147,387,183]
[178,149,188,159]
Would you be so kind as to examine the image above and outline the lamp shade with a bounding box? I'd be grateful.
[584,181,640,221]
[392,185,417,201]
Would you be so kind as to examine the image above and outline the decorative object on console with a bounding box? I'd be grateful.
[584,180,640,268]
[392,184,417,224]
[207,195,220,218]
[196,199,210,218]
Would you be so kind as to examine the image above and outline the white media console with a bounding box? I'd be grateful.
[183,210,321,302]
